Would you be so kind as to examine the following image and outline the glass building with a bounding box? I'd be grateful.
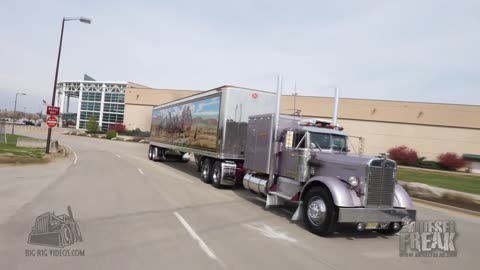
[56,81,127,131]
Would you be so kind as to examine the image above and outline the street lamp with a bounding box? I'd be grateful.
[12,93,26,135]
[46,16,92,154]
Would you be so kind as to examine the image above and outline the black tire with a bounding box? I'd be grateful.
[303,186,337,237]
[377,223,402,235]
[195,157,202,172]
[148,146,153,160]
[211,161,223,189]
[200,158,213,183]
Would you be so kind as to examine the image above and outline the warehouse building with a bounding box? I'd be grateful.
[58,80,480,160]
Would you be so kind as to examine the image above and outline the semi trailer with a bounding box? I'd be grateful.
[148,85,416,236]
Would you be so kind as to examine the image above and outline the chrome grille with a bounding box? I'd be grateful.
[366,160,395,208]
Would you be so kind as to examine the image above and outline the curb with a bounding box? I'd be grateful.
[412,197,480,218]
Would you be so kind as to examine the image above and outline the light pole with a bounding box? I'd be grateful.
[46,17,91,154]
[12,92,26,135]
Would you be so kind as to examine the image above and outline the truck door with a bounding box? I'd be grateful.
[277,130,306,179]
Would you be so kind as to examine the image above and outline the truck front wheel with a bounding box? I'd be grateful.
[303,187,337,237]
[201,158,213,183]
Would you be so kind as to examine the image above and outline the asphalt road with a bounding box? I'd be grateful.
[1,133,478,270]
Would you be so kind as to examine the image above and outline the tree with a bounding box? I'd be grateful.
[86,115,99,133]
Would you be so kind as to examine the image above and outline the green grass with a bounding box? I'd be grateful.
[397,167,480,195]
[0,134,45,163]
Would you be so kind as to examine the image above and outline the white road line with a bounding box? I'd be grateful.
[255,197,266,203]
[137,168,144,175]
[63,144,78,165]
[115,153,121,158]
[173,211,225,268]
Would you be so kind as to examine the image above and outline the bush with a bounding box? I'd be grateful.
[387,145,418,166]
[110,122,126,133]
[86,115,99,133]
[106,130,117,139]
[415,160,444,170]
[119,128,151,137]
[437,152,465,171]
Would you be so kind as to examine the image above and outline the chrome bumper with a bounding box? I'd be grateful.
[337,208,416,223]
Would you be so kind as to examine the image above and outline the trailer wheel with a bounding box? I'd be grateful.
[303,187,337,237]
[211,161,223,189]
[201,158,213,183]
[148,146,153,160]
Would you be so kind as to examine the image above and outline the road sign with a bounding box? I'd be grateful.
[47,106,60,116]
[46,116,58,128]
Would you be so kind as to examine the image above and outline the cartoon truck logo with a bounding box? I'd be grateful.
[27,206,82,248]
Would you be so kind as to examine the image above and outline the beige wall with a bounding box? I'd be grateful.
[124,104,154,131]
[124,82,199,131]
[339,119,480,160]
[123,83,480,160]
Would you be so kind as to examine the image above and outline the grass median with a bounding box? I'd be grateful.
[0,134,46,164]
[397,167,480,195]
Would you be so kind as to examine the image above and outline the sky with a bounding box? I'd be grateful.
[1,0,479,113]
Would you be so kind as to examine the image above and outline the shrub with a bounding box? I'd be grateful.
[415,160,444,170]
[110,122,126,133]
[387,145,418,166]
[86,115,99,133]
[119,128,150,137]
[437,152,465,171]
[106,130,117,139]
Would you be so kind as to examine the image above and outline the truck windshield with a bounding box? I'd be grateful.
[309,132,347,151]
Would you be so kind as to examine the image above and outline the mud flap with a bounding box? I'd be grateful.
[291,201,303,221]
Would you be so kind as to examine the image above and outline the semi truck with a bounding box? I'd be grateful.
[148,85,416,236]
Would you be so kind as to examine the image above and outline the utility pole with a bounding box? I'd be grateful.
[12,93,26,135]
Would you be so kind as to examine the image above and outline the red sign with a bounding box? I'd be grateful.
[47,106,60,116]
[251,93,258,99]
[46,116,58,128]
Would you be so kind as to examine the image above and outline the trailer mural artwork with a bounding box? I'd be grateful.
[151,95,221,151]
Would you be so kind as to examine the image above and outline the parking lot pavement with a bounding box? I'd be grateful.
[0,132,478,270]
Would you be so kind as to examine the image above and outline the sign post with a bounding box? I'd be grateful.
[45,106,60,153]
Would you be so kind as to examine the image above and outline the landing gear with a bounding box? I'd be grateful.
[303,187,338,237]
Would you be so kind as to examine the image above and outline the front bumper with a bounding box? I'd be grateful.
[337,207,416,223]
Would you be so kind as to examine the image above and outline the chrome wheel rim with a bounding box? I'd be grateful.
[307,196,327,226]
[212,167,219,184]
[202,164,209,179]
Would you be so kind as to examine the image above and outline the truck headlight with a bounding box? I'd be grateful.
[348,176,359,187]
